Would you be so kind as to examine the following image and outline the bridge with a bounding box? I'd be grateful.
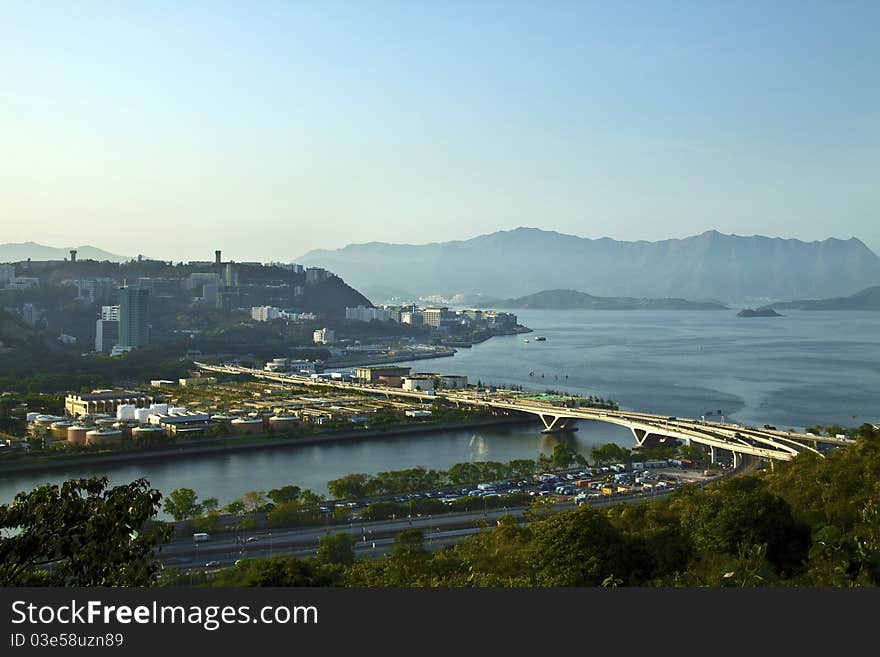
[194,362,854,464]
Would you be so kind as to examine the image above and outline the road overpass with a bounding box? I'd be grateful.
[194,361,853,463]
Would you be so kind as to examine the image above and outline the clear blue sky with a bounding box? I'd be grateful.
[2,1,878,260]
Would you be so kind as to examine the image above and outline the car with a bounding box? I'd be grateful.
[205,560,221,568]
[246,536,259,542]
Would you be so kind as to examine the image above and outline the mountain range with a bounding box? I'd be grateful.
[482,289,727,311]
[298,228,880,304]
[769,285,880,311]
[0,242,129,263]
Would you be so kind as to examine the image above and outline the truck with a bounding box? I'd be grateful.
[193,533,210,542]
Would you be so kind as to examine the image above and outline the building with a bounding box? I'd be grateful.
[305,267,331,284]
[313,328,335,344]
[402,375,436,392]
[0,264,14,286]
[354,365,411,383]
[252,306,281,322]
[6,277,39,290]
[101,305,120,320]
[440,375,469,389]
[345,305,391,322]
[22,303,40,327]
[400,310,424,325]
[118,285,150,349]
[225,263,238,287]
[95,317,119,353]
[135,277,179,298]
[65,390,154,418]
[75,277,116,303]
[186,272,222,291]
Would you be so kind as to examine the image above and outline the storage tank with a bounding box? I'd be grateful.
[85,427,123,446]
[116,404,136,421]
[150,403,169,415]
[26,412,40,423]
[95,417,117,428]
[167,406,187,415]
[113,422,135,439]
[50,421,73,439]
[132,425,166,440]
[230,417,264,434]
[134,407,151,424]
[268,415,300,431]
[67,425,91,445]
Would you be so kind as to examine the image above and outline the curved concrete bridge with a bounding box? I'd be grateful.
[195,362,852,463]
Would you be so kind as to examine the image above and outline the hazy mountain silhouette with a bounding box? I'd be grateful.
[0,242,130,263]
[770,286,880,310]
[490,289,727,310]
[298,228,880,304]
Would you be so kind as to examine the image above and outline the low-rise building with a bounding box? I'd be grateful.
[65,390,154,418]
[402,375,436,392]
[355,365,411,383]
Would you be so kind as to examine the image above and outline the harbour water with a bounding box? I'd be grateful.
[2,309,877,508]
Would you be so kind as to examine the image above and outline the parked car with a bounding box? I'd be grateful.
[205,560,221,568]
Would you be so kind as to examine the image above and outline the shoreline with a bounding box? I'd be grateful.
[0,415,536,476]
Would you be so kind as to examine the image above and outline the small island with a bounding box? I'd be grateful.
[737,307,783,317]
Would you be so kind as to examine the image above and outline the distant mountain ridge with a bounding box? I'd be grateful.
[298,228,880,304]
[0,242,130,263]
[488,289,728,310]
[769,286,880,310]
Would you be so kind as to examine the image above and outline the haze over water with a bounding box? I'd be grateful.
[2,309,876,509]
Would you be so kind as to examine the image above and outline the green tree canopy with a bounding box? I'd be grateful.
[0,476,170,586]
[163,487,202,521]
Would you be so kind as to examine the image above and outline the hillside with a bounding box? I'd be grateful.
[491,289,727,310]
[298,228,880,304]
[0,242,130,263]
[770,286,880,311]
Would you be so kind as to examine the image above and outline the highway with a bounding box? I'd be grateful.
[195,361,852,463]
[159,455,759,573]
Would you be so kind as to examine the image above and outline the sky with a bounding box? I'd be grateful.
[1,1,878,261]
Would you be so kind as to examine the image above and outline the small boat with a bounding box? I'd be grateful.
[534,336,546,341]
[523,339,529,343]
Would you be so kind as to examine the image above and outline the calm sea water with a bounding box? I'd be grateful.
[2,309,877,509]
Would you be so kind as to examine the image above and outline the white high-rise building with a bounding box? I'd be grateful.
[313,328,335,344]
[345,305,391,322]
[251,306,280,322]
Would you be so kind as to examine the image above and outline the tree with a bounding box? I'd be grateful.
[551,443,585,469]
[316,532,356,566]
[0,476,171,586]
[267,485,302,506]
[163,487,202,521]
[242,490,268,514]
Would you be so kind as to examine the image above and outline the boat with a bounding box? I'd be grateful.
[523,339,529,343]
[534,336,546,341]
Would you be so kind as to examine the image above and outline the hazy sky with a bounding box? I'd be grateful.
[2,1,878,261]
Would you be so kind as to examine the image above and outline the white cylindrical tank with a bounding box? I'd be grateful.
[135,407,150,424]
[150,403,169,415]
[116,404,136,421]
[168,406,187,415]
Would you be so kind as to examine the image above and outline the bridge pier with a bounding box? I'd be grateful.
[538,414,578,433]
[732,451,739,469]
[709,446,717,464]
